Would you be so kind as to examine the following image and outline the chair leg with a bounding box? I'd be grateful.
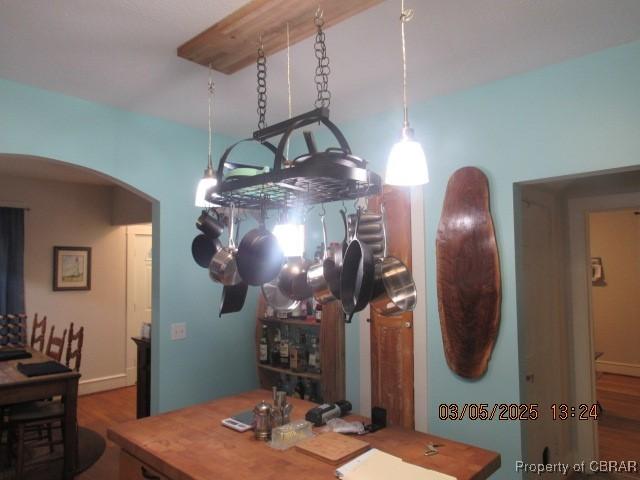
[16,423,25,478]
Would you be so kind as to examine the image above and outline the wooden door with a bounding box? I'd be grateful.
[369,186,415,429]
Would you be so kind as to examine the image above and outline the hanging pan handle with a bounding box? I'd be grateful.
[214,138,278,183]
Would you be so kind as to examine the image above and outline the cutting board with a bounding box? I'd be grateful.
[436,167,501,379]
[295,432,370,465]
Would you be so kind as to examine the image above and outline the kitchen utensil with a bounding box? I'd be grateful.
[219,282,248,317]
[277,257,309,300]
[236,212,284,286]
[370,205,417,316]
[340,208,376,321]
[295,432,370,466]
[436,167,501,379]
[191,234,222,268]
[253,400,273,441]
[196,210,224,240]
[307,214,339,304]
[261,279,300,312]
[209,205,242,285]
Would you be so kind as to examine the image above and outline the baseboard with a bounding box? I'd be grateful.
[79,373,128,395]
[596,360,640,377]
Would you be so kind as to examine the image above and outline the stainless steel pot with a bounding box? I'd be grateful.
[209,205,242,286]
[261,278,300,312]
[370,205,417,316]
[307,214,338,304]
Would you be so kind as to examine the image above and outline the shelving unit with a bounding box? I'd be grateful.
[255,294,345,404]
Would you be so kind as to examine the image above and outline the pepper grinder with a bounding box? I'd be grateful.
[253,400,272,441]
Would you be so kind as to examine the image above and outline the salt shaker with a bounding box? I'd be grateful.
[253,400,272,441]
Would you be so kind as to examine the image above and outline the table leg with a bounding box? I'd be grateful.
[63,378,78,479]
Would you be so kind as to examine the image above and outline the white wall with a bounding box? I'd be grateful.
[590,209,640,377]
[0,175,131,394]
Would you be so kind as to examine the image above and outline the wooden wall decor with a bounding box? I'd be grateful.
[436,167,501,379]
[178,0,386,74]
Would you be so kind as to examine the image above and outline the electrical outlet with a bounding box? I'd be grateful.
[171,322,187,340]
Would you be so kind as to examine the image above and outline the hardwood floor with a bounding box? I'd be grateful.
[596,373,640,469]
[76,386,136,480]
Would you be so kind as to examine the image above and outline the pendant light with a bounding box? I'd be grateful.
[194,66,218,207]
[273,23,305,258]
[385,0,429,186]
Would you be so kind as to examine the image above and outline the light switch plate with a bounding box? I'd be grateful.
[171,322,187,340]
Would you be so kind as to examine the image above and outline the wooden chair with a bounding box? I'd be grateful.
[30,313,47,352]
[65,322,84,372]
[45,325,67,362]
[8,323,78,475]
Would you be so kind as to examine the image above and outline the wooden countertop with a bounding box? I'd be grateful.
[107,390,500,480]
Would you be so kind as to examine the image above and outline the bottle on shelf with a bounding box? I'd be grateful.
[289,330,299,372]
[294,332,308,373]
[314,301,323,323]
[279,326,290,369]
[271,328,281,366]
[302,378,312,401]
[308,336,321,374]
[259,325,269,364]
[294,378,305,399]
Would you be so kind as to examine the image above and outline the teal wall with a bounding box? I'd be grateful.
[0,78,261,412]
[2,37,639,478]
[304,40,640,477]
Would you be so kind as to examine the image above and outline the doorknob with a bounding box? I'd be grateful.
[525,374,535,383]
[404,322,412,329]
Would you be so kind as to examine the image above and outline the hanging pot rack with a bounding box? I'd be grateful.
[205,107,382,210]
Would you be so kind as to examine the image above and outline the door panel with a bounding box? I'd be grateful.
[126,225,152,386]
[369,186,415,429]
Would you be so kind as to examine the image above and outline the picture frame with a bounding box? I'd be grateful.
[53,246,92,291]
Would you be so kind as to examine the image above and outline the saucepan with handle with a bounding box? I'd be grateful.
[209,205,242,286]
[370,204,417,316]
[307,212,339,304]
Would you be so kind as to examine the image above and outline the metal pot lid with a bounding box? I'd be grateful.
[261,280,300,312]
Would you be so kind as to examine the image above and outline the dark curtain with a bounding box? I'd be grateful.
[0,207,25,315]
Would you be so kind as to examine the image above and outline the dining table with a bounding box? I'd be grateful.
[0,346,80,479]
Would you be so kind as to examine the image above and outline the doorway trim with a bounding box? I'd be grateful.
[568,191,640,462]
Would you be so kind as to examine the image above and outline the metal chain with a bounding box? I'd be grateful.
[256,37,267,130]
[313,9,331,109]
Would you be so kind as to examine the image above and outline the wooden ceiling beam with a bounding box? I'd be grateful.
[177,0,386,74]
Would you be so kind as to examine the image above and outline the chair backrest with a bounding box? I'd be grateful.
[65,322,84,372]
[45,325,67,362]
[30,313,47,352]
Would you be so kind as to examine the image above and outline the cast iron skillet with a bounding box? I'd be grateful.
[340,207,376,321]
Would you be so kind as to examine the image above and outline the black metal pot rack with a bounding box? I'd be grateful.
[205,108,382,210]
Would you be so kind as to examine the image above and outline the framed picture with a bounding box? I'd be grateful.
[53,246,92,291]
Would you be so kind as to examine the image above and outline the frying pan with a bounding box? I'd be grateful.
[219,283,248,317]
[219,216,248,316]
[209,205,242,286]
[191,234,222,268]
[278,257,311,301]
[340,208,376,321]
[236,213,284,286]
[307,214,338,304]
[370,205,417,316]
[262,279,301,312]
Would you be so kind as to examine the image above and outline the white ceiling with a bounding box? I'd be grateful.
[1,0,640,136]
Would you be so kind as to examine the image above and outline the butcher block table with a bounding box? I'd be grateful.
[108,390,500,480]
[0,347,80,479]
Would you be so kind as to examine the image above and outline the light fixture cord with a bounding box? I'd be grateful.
[286,22,292,161]
[400,0,413,128]
[207,64,214,170]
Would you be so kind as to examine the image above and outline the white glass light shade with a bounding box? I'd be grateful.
[273,223,305,258]
[194,175,218,208]
[385,133,429,186]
